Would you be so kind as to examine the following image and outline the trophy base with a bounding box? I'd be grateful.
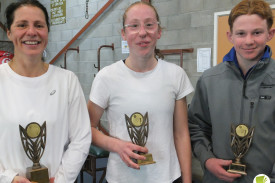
[26,165,49,183]
[227,162,247,175]
[137,153,156,166]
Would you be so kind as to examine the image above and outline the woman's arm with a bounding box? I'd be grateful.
[54,74,91,183]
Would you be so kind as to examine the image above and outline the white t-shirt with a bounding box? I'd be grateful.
[0,63,91,183]
[90,59,193,183]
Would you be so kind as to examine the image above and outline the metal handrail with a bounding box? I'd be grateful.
[160,48,194,67]
[0,21,7,32]
[61,46,79,69]
[94,43,114,72]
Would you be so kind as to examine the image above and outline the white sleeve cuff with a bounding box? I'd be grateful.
[0,169,18,183]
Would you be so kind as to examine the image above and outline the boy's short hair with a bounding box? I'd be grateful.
[228,0,273,31]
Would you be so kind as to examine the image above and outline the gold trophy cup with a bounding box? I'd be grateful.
[227,124,254,175]
[19,121,49,183]
[125,112,155,165]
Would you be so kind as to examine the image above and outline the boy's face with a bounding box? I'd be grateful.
[227,14,275,64]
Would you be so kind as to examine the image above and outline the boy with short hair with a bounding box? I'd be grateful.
[189,0,275,182]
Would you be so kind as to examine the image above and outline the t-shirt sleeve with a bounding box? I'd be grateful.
[176,68,194,100]
[0,164,18,183]
[89,71,110,109]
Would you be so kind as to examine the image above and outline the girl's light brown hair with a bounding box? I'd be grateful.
[228,0,273,31]
[122,2,161,30]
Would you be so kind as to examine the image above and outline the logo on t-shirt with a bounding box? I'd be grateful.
[50,90,56,95]
[253,174,270,183]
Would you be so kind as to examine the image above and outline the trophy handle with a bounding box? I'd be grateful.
[19,121,47,165]
[141,112,149,146]
[242,127,254,156]
[125,115,135,144]
[230,124,255,159]
[37,122,47,162]
[230,124,238,157]
[125,113,149,147]
[230,124,235,145]
[236,127,254,159]
[19,125,34,161]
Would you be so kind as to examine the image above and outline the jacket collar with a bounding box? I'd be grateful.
[223,46,271,79]
[223,46,271,64]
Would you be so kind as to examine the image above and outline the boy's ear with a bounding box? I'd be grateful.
[226,31,233,44]
[267,28,275,42]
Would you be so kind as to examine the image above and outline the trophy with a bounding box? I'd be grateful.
[19,121,49,183]
[125,112,155,165]
[227,124,254,175]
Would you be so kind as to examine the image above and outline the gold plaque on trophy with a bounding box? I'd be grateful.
[19,121,49,183]
[227,124,254,175]
[125,112,155,165]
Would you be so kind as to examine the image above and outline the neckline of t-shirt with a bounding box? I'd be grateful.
[4,62,53,82]
[120,59,161,77]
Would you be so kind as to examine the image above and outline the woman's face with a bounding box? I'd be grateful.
[7,5,48,58]
[121,4,161,58]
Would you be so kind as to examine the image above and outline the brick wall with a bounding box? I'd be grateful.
[2,0,275,102]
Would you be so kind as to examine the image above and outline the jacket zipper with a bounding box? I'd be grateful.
[240,64,257,123]
[249,102,254,124]
[240,80,246,123]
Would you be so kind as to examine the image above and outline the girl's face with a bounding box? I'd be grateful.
[7,5,48,58]
[121,4,161,59]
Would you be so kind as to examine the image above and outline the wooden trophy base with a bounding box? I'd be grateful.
[227,162,247,175]
[137,153,156,166]
[26,165,49,183]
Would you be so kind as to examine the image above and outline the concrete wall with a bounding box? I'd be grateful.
[0,1,10,41]
[2,0,275,101]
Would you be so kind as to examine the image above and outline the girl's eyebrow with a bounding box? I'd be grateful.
[127,18,156,22]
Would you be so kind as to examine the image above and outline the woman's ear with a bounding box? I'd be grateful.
[7,30,12,41]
